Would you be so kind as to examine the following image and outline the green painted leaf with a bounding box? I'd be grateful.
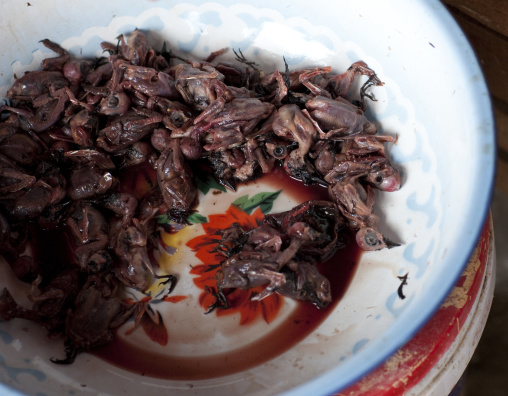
[187,213,208,224]
[196,173,227,195]
[233,190,282,215]
[157,214,171,225]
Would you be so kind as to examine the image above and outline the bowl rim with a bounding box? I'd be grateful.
[0,0,496,395]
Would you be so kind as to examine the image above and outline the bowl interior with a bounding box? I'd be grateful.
[0,1,495,395]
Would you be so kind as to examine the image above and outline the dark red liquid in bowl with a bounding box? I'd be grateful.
[92,165,362,380]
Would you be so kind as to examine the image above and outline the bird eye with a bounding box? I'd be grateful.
[273,145,286,158]
[107,95,119,107]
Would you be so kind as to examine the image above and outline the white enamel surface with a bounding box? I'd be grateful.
[0,1,495,395]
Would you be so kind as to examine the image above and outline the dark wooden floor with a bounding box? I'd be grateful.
[443,2,508,394]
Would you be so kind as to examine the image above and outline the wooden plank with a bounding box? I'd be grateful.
[494,98,508,153]
[447,8,508,105]
[443,0,508,37]
[496,97,508,193]
[496,155,508,196]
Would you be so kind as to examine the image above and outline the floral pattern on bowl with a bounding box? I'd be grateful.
[0,1,495,395]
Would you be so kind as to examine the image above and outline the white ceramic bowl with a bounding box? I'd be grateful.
[0,1,495,395]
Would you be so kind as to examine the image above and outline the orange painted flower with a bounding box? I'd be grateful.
[124,294,188,346]
[187,204,284,325]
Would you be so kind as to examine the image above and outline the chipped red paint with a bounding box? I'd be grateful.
[337,217,491,396]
